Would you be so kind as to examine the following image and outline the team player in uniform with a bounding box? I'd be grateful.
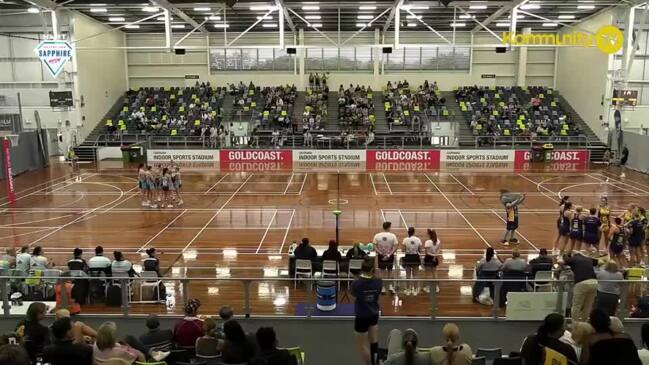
[172,167,183,206]
[145,166,156,208]
[401,227,422,296]
[582,208,601,254]
[423,229,441,294]
[373,221,398,294]
[598,197,611,253]
[138,164,148,207]
[627,212,646,266]
[609,217,627,267]
[558,202,573,255]
[568,206,584,254]
[553,196,571,254]
[623,203,638,224]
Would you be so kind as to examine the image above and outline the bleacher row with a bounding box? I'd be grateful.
[455,86,580,139]
[382,81,450,131]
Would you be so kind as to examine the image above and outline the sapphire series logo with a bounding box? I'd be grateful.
[35,40,73,77]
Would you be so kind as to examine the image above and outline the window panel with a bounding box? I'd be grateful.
[404,48,421,70]
[274,49,293,71]
[306,48,324,70]
[356,47,373,71]
[323,48,339,70]
[339,48,355,71]
[454,47,471,70]
[386,48,405,70]
[421,48,438,70]
[242,49,257,70]
[225,49,242,70]
[209,49,226,72]
[257,48,273,70]
[437,47,454,70]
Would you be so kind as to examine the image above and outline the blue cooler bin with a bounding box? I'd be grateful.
[316,281,337,311]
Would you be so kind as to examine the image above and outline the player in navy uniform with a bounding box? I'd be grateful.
[627,212,646,266]
[351,259,383,365]
[609,217,627,267]
[569,207,584,254]
[582,208,601,254]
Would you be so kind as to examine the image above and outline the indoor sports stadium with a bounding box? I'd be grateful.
[0,0,649,364]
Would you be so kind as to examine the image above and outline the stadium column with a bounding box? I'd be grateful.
[373,28,380,78]
[299,28,305,88]
[516,27,530,87]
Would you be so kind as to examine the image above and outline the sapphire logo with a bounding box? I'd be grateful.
[35,40,73,77]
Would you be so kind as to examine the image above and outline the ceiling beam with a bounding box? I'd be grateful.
[22,0,59,10]
[275,0,296,33]
[471,0,530,33]
[151,0,208,34]
[383,0,404,33]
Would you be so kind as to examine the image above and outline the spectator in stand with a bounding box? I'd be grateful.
[174,298,204,347]
[196,318,219,357]
[67,248,88,272]
[15,302,50,360]
[55,309,97,342]
[93,321,145,365]
[595,261,624,316]
[472,247,502,304]
[520,313,578,365]
[216,306,235,339]
[429,323,473,365]
[383,328,433,365]
[111,251,135,277]
[583,309,641,365]
[139,314,173,351]
[500,248,529,272]
[251,327,297,365]
[0,248,16,269]
[347,242,368,260]
[294,238,317,263]
[0,344,30,365]
[351,259,383,365]
[560,252,598,322]
[529,248,554,276]
[322,240,342,263]
[43,317,93,365]
[217,320,256,364]
[143,248,161,275]
[88,246,112,275]
[559,321,593,362]
[638,323,649,365]
[30,246,52,269]
[15,246,30,272]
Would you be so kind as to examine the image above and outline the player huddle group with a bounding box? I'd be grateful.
[553,196,649,267]
[137,163,183,208]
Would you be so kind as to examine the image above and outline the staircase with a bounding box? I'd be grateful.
[73,96,125,161]
[440,92,473,147]
[555,93,608,162]
[372,92,390,134]
[323,91,340,131]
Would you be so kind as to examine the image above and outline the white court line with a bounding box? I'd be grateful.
[0,228,57,241]
[0,173,88,207]
[181,174,253,253]
[597,171,649,190]
[398,209,409,229]
[167,226,288,230]
[449,174,474,195]
[48,174,98,193]
[137,209,188,253]
[380,208,387,223]
[256,209,278,253]
[369,174,378,195]
[489,209,539,251]
[517,174,559,203]
[592,173,649,195]
[382,173,393,195]
[298,173,308,195]
[278,209,296,254]
[586,174,641,196]
[424,173,492,247]
[204,173,230,194]
[283,173,294,195]
[0,173,77,203]
[0,214,75,228]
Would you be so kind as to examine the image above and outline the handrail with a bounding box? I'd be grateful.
[473,135,592,149]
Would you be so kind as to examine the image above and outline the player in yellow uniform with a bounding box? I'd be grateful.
[597,197,611,254]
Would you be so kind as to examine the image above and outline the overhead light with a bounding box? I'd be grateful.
[359,5,376,10]
[577,5,595,9]
[357,15,374,19]
[542,22,558,27]
[172,24,185,28]
[257,15,273,20]
[249,5,277,11]
[558,15,575,19]
[305,15,321,20]
[193,7,210,11]
[213,23,230,28]
[142,6,158,12]
[90,7,108,12]
[459,14,474,19]
[157,16,174,21]
[407,22,417,27]
[356,23,367,27]
[520,4,540,9]
[27,7,40,13]
[469,5,487,9]
[109,16,125,21]
[450,22,466,27]
[406,14,422,19]
[496,22,510,27]
[125,25,140,29]
[302,5,320,10]
[262,23,278,28]
[310,23,322,27]
[206,15,221,20]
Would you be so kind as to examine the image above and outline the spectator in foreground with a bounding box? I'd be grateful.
[429,323,472,365]
[196,318,219,357]
[93,321,145,365]
[638,323,649,365]
[384,328,433,365]
[0,344,30,365]
[173,299,204,348]
[139,314,173,351]
[251,327,297,365]
[351,259,382,365]
[561,252,598,322]
[0,247,16,269]
[294,238,317,262]
[595,261,624,316]
[217,320,256,364]
[520,313,578,365]
[559,321,593,362]
[217,306,235,339]
[15,302,50,360]
[43,317,93,365]
[500,248,528,272]
[55,309,97,341]
[584,309,641,365]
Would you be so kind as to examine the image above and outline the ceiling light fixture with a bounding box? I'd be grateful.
[577,5,595,9]
[125,24,140,29]
[27,7,40,13]
[542,22,558,27]
[213,23,229,28]
[193,7,210,11]
[142,6,158,12]
[520,4,540,9]
[359,5,376,10]
[407,23,417,27]
[356,23,367,27]
[450,22,466,27]
[357,15,374,19]
[469,5,487,9]
[558,15,575,19]
[305,15,321,20]
[109,16,125,21]
[249,5,277,11]
[459,14,474,19]
[310,23,322,27]
[171,24,185,28]
[90,7,108,12]
[206,15,221,20]
[257,15,273,20]
[302,5,320,10]
[262,23,278,27]
[495,22,510,27]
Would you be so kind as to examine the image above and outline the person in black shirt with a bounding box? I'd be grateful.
[43,317,93,365]
[322,240,342,263]
[138,314,173,351]
[520,313,578,365]
[16,302,50,361]
[142,248,166,300]
[0,344,30,365]
[250,327,297,365]
[351,259,383,365]
[217,320,256,364]
[529,249,554,276]
[67,248,88,272]
[562,252,598,322]
[294,238,317,262]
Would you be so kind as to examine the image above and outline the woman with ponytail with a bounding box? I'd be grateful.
[520,313,577,365]
[430,323,472,365]
[384,329,432,365]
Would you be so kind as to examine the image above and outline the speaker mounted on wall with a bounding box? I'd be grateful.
[174,48,186,55]
[286,47,297,54]
[382,47,393,54]
[495,47,507,53]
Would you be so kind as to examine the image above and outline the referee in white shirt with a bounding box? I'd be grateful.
[373,221,398,294]
[401,227,423,296]
[88,246,112,275]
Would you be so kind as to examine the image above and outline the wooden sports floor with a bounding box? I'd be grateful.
[2,162,649,317]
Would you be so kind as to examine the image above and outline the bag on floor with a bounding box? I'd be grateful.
[106,285,122,307]
[478,287,493,306]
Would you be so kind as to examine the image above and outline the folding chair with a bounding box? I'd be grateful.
[322,260,340,291]
[41,269,62,299]
[139,271,162,302]
[532,271,554,292]
[294,259,313,289]
[476,348,502,365]
[472,357,487,365]
[283,347,305,365]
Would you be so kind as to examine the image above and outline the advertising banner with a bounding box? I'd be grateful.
[366,150,440,171]
[292,149,365,170]
[219,149,292,171]
[147,149,219,169]
[514,149,590,171]
[440,150,515,170]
